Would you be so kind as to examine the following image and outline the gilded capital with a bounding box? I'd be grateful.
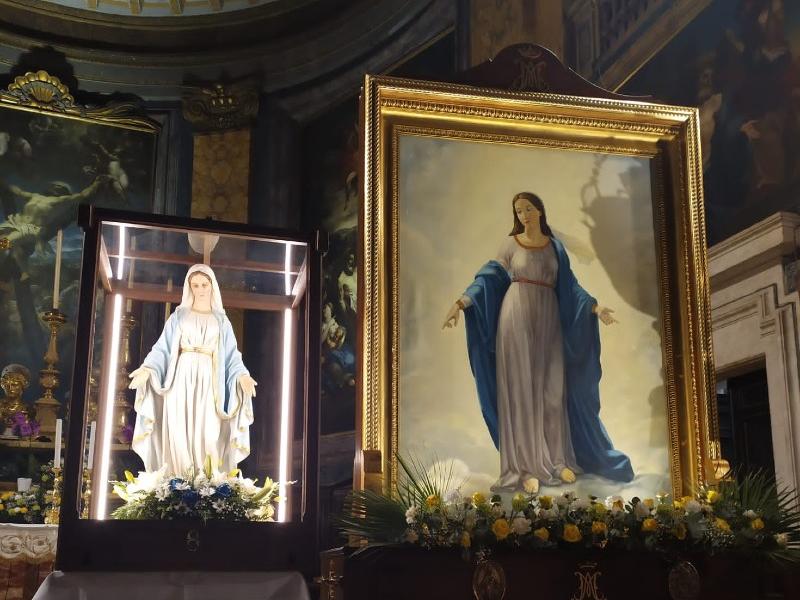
[182,79,260,132]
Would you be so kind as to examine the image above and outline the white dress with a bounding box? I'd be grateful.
[161,310,222,477]
[492,236,579,489]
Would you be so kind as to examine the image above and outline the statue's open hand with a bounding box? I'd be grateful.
[128,366,152,390]
[594,305,618,326]
[239,374,257,397]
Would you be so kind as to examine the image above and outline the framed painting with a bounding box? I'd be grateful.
[0,71,158,446]
[359,75,720,500]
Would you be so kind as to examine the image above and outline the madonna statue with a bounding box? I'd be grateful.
[129,264,257,476]
[443,192,633,494]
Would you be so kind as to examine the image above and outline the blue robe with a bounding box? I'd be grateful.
[462,237,634,482]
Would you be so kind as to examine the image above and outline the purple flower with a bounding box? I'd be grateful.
[12,413,27,425]
[18,423,31,437]
[120,425,134,444]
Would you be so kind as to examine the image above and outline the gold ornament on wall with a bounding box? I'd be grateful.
[182,79,260,132]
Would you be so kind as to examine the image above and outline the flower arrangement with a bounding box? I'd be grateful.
[0,460,59,524]
[111,457,282,522]
[9,411,39,438]
[338,456,800,564]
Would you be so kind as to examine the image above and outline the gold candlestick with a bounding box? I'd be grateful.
[113,312,137,442]
[44,466,61,525]
[81,468,92,519]
[35,308,66,436]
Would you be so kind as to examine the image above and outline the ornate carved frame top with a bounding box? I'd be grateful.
[0,70,159,132]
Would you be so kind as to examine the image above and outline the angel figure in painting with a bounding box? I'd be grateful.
[129,264,257,476]
[443,192,633,494]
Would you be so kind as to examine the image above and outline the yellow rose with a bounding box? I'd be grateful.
[612,499,624,511]
[472,492,487,507]
[642,518,658,532]
[673,523,687,540]
[19,507,28,514]
[706,490,720,504]
[681,496,694,505]
[592,503,607,518]
[32,505,40,512]
[538,496,553,510]
[673,499,684,510]
[715,518,731,532]
[534,527,550,542]
[563,523,582,543]
[460,531,471,548]
[643,498,655,509]
[591,521,607,536]
[0,504,4,511]
[751,518,765,531]
[425,494,441,510]
[492,518,510,541]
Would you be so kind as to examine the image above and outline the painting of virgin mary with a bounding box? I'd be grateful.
[443,192,634,494]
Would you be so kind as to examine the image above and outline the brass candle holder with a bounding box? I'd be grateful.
[113,312,137,443]
[44,466,61,525]
[34,308,66,436]
[81,468,92,519]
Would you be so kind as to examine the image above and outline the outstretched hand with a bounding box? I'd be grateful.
[128,366,152,390]
[239,374,257,397]
[594,305,618,326]
[442,302,461,330]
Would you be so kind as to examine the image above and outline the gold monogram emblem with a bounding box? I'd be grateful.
[571,562,606,600]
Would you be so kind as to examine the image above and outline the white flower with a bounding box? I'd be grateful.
[198,486,216,497]
[555,494,571,507]
[775,533,789,547]
[743,510,758,519]
[540,507,560,521]
[405,506,418,524]
[491,504,506,518]
[127,466,168,496]
[236,477,259,495]
[405,529,419,543]
[172,481,190,492]
[212,499,226,513]
[634,501,651,519]
[511,517,532,536]
[570,498,591,511]
[154,483,171,501]
[685,500,702,514]
[563,491,576,501]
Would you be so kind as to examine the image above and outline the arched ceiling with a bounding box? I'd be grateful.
[35,0,278,17]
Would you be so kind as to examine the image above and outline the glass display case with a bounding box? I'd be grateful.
[56,206,322,573]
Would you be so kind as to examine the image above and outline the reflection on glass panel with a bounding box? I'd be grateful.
[79,221,308,523]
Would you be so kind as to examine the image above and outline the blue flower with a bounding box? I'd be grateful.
[182,490,200,508]
[169,478,189,492]
[215,484,232,498]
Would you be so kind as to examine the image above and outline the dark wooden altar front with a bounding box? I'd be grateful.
[320,545,800,600]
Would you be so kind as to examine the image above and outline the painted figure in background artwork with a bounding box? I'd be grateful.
[443,192,633,493]
[128,264,257,475]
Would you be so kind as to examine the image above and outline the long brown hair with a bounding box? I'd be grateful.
[509,192,552,236]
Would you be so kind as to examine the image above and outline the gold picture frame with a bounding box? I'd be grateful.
[358,74,722,499]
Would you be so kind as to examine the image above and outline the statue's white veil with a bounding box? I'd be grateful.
[178,264,225,315]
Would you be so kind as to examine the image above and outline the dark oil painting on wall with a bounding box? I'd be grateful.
[624,0,800,245]
[0,104,157,409]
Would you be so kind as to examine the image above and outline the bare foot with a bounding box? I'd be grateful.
[560,468,576,483]
[522,477,539,494]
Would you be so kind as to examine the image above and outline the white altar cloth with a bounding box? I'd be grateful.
[33,570,310,600]
[0,523,57,562]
